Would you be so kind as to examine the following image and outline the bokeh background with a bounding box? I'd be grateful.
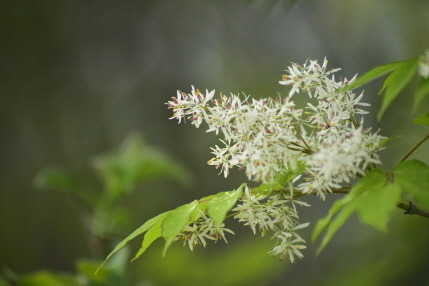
[1,0,429,285]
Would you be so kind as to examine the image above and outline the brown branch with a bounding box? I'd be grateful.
[397,201,429,219]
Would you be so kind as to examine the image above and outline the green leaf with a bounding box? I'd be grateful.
[96,211,169,274]
[316,200,358,255]
[93,134,192,201]
[0,277,9,286]
[192,194,215,221]
[162,200,199,256]
[338,61,402,94]
[352,169,387,194]
[33,167,78,192]
[312,194,354,243]
[314,169,388,253]
[77,260,111,283]
[253,162,306,196]
[131,215,166,262]
[393,159,429,207]
[414,77,429,111]
[413,113,429,126]
[78,249,129,285]
[357,183,401,232]
[33,167,97,206]
[18,271,79,286]
[206,184,245,231]
[377,58,419,121]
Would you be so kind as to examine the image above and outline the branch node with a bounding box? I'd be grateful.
[402,201,429,219]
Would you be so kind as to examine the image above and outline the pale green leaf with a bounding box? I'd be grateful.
[131,216,166,262]
[312,195,353,243]
[337,61,403,94]
[162,200,199,256]
[191,195,215,221]
[393,159,429,207]
[93,134,192,200]
[357,183,401,232]
[316,201,358,255]
[96,211,169,274]
[414,77,429,111]
[253,162,306,196]
[314,169,387,253]
[340,168,387,202]
[206,184,245,230]
[413,113,429,126]
[377,58,419,121]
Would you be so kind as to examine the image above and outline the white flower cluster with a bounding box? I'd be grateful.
[174,210,234,251]
[232,186,310,262]
[167,58,384,199]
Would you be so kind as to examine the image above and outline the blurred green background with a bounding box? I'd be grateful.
[1,0,429,285]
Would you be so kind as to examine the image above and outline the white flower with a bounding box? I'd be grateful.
[418,50,429,79]
[167,57,384,194]
[297,125,384,198]
[167,57,387,261]
[232,186,310,261]
[174,210,234,251]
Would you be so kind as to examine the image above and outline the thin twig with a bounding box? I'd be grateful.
[397,133,429,164]
[293,125,313,154]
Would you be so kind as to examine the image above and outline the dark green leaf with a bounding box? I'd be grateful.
[393,159,429,207]
[0,277,9,286]
[17,271,79,286]
[377,58,419,121]
[34,167,79,192]
[77,260,111,283]
[414,77,429,111]
[413,113,429,126]
[96,211,169,274]
[162,200,199,256]
[206,184,245,231]
[33,168,97,206]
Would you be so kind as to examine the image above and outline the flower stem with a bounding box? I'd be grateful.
[397,133,429,164]
[293,125,313,154]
